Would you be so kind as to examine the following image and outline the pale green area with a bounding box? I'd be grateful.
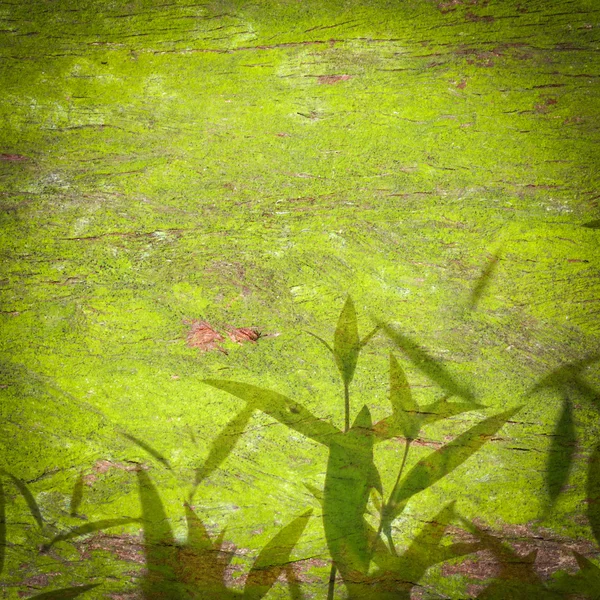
[1,0,599,597]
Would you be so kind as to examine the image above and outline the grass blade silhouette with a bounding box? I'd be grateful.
[324,406,381,578]
[202,380,339,446]
[378,322,476,402]
[27,585,100,599]
[545,397,576,510]
[587,444,600,547]
[388,354,419,440]
[381,408,520,535]
[136,468,183,600]
[244,509,313,600]
[468,251,501,311]
[582,219,600,228]
[4,472,43,530]
[178,503,237,598]
[122,432,172,471]
[194,405,254,488]
[334,296,360,431]
[70,471,84,517]
[42,517,140,550]
[0,479,5,577]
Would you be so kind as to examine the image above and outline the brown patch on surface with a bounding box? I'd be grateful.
[0,153,28,161]
[227,327,261,344]
[78,532,145,564]
[317,74,352,85]
[465,11,495,22]
[84,459,147,485]
[185,320,226,353]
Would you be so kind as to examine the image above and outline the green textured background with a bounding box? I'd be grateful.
[1,0,599,597]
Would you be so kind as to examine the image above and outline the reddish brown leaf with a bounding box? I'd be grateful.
[186,320,226,353]
[228,327,261,344]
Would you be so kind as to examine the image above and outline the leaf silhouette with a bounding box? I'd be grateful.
[176,503,237,598]
[526,354,600,411]
[582,219,600,229]
[587,444,600,547]
[459,517,554,599]
[284,564,304,600]
[388,354,419,440]
[549,550,600,597]
[378,322,476,402]
[27,585,100,599]
[136,468,183,599]
[0,479,5,577]
[202,380,339,446]
[381,408,520,535]
[373,397,481,442]
[334,296,360,389]
[42,517,140,550]
[4,472,43,530]
[121,432,172,471]
[468,251,501,310]
[244,509,313,600]
[324,406,381,578]
[195,405,254,487]
[545,397,576,509]
[369,502,481,598]
[70,471,84,517]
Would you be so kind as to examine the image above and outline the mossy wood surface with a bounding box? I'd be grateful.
[1,0,599,598]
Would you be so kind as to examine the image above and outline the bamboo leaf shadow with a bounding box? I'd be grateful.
[27,584,100,599]
[202,380,340,446]
[0,479,5,577]
[458,517,555,599]
[526,354,600,412]
[370,502,481,599]
[194,404,255,487]
[2,471,43,530]
[70,471,84,517]
[582,219,600,229]
[244,509,313,600]
[377,322,476,402]
[468,251,501,311]
[177,503,238,599]
[381,408,520,536]
[136,468,183,600]
[121,432,172,471]
[324,406,381,578]
[544,397,576,514]
[549,551,600,597]
[334,295,360,389]
[587,443,600,548]
[42,517,141,551]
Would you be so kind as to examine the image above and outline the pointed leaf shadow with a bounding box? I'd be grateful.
[176,503,237,599]
[369,503,481,598]
[544,397,576,512]
[26,584,100,599]
[3,471,43,530]
[382,408,520,534]
[582,219,600,229]
[459,517,553,599]
[527,354,600,411]
[284,564,304,600]
[587,443,600,547]
[244,509,313,600]
[121,432,172,471]
[377,322,476,402]
[0,479,5,577]
[334,296,360,388]
[324,406,381,578]
[195,405,254,487]
[136,468,183,599]
[202,380,339,446]
[42,517,141,551]
[468,251,501,311]
[388,354,420,441]
[70,471,84,517]
[549,550,600,597]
